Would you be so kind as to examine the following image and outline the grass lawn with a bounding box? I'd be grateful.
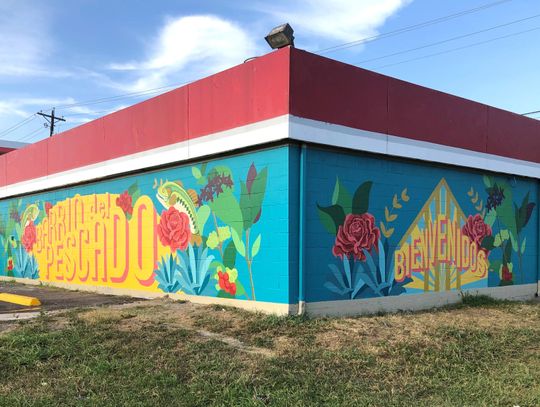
[0,296,538,406]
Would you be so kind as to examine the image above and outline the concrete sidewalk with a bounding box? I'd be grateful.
[0,281,140,315]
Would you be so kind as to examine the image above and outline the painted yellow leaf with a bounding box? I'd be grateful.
[481,208,486,218]
[385,207,397,222]
[471,192,479,204]
[401,188,410,202]
[380,222,394,238]
[475,200,483,211]
[467,187,474,197]
[392,194,402,209]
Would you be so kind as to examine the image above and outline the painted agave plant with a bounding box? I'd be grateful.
[12,246,39,279]
[176,244,215,296]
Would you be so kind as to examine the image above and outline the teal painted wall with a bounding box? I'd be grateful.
[0,146,293,304]
[305,145,538,303]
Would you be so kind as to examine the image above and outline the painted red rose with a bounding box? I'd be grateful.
[157,207,191,252]
[333,213,380,261]
[116,191,133,215]
[7,258,13,271]
[44,202,53,217]
[462,214,492,247]
[22,221,37,252]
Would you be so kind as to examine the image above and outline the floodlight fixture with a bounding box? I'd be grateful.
[265,23,295,49]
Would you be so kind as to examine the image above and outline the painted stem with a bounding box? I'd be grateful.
[245,228,256,301]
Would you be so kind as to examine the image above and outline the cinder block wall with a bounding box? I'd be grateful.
[0,146,294,313]
[303,145,538,315]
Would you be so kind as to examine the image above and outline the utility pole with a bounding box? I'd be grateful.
[37,108,66,137]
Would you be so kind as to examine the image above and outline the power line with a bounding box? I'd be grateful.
[358,13,540,65]
[53,81,190,111]
[0,114,37,138]
[522,110,540,116]
[314,0,514,54]
[373,25,540,70]
[18,126,46,142]
[45,1,514,114]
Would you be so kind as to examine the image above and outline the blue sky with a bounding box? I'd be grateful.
[1,0,539,143]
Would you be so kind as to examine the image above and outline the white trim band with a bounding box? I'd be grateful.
[3,114,540,199]
[289,116,540,179]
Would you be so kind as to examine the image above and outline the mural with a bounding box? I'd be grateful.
[314,151,538,302]
[0,148,289,303]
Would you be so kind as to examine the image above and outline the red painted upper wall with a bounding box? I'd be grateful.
[2,46,540,187]
[3,47,291,186]
[289,48,540,160]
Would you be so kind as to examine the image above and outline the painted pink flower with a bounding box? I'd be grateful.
[333,213,380,261]
[116,191,133,215]
[22,221,37,252]
[462,214,492,247]
[157,207,191,252]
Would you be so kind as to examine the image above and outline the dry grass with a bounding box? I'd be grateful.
[0,296,538,406]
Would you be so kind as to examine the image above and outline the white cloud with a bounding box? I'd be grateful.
[109,15,258,92]
[263,0,411,47]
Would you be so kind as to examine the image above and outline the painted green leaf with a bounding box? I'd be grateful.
[352,181,372,215]
[483,175,492,188]
[317,204,345,235]
[196,205,211,233]
[509,230,518,253]
[496,182,517,236]
[235,280,247,299]
[489,259,502,273]
[251,234,261,258]
[192,166,202,180]
[223,241,236,269]
[208,190,243,235]
[127,182,139,197]
[484,209,496,227]
[231,228,246,258]
[239,167,268,230]
[480,235,495,252]
[332,178,352,213]
[217,290,235,299]
[521,237,527,254]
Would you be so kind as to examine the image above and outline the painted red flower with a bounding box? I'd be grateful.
[7,258,13,271]
[333,213,380,261]
[157,207,191,252]
[462,214,492,247]
[22,221,37,252]
[116,191,133,215]
[217,270,237,295]
[501,264,513,282]
[44,202,53,217]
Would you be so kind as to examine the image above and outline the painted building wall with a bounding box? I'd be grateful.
[306,146,538,304]
[0,146,292,305]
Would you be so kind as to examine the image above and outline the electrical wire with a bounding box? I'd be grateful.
[314,0,514,54]
[18,126,45,142]
[522,110,540,116]
[53,81,191,111]
[0,114,37,138]
[373,25,540,70]
[358,13,540,65]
